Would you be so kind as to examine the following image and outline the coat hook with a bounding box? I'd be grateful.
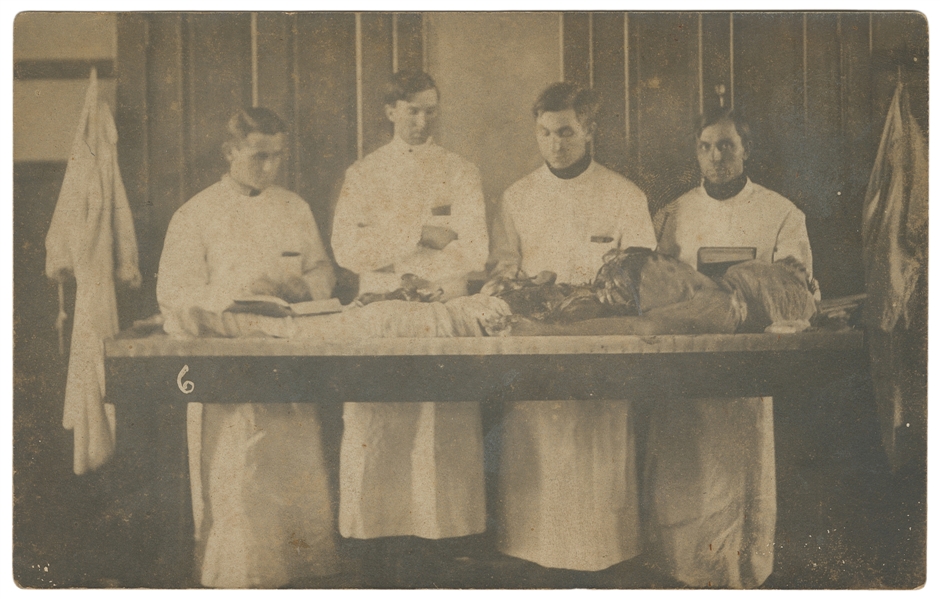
[715,84,727,108]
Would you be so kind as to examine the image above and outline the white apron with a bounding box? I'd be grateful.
[651,180,812,588]
[332,138,489,539]
[157,179,337,587]
[494,161,656,570]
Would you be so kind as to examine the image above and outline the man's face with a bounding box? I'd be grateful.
[226,132,286,191]
[696,119,748,185]
[386,88,439,146]
[536,109,593,170]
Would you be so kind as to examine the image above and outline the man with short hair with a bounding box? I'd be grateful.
[330,70,489,574]
[491,82,656,572]
[648,107,813,588]
[157,107,337,588]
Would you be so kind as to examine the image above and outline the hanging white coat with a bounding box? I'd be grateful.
[44,69,141,476]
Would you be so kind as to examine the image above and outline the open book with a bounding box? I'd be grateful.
[226,296,344,318]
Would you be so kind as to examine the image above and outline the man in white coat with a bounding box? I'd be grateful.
[330,70,489,582]
[649,108,813,588]
[157,107,338,588]
[491,82,657,573]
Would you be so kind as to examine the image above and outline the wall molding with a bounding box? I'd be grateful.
[14,59,115,80]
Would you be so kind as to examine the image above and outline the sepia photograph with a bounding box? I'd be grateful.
[11,9,928,589]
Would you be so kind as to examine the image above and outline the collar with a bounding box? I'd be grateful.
[703,174,749,200]
[389,134,434,156]
[547,152,593,180]
[221,174,263,197]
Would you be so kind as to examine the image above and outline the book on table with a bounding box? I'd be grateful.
[227,296,344,318]
[697,247,757,278]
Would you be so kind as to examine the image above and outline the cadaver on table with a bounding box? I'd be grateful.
[188,248,816,340]
[500,248,818,336]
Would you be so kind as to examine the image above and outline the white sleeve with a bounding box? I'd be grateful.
[489,189,523,276]
[774,207,813,279]
[156,206,232,336]
[437,163,489,273]
[331,165,391,274]
[298,202,336,300]
[617,184,657,251]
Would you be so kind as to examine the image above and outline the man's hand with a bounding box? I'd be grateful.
[116,263,143,289]
[419,225,458,250]
[249,275,280,297]
[249,275,312,303]
[278,276,313,303]
[48,267,72,284]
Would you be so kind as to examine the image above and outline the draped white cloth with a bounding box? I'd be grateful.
[862,83,929,471]
[157,178,337,587]
[651,179,812,588]
[44,68,140,475]
[493,161,656,571]
[331,138,490,540]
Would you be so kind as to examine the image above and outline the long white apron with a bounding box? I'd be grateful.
[650,181,811,587]
[498,400,639,571]
[339,401,486,539]
[333,140,489,540]
[197,403,338,588]
[156,181,339,587]
[494,162,656,571]
[645,397,775,588]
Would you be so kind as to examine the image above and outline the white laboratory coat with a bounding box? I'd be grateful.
[332,138,489,540]
[332,136,489,294]
[44,69,140,476]
[157,177,337,588]
[494,161,657,571]
[649,179,812,588]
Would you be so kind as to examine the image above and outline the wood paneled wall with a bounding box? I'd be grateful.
[567,11,927,297]
[116,12,927,312]
[115,12,423,316]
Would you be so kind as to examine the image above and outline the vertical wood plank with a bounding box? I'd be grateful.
[804,13,842,212]
[700,12,731,115]
[294,12,358,245]
[591,12,627,176]
[804,12,853,295]
[360,13,394,157]
[256,12,297,190]
[116,14,149,216]
[146,14,186,237]
[871,12,928,128]
[116,13,156,318]
[632,12,700,214]
[395,12,424,74]
[732,13,803,204]
[563,12,590,90]
[183,13,252,200]
[832,12,875,297]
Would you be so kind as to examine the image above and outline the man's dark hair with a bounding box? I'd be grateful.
[223,107,287,152]
[532,82,600,128]
[383,70,437,107]
[696,107,753,154]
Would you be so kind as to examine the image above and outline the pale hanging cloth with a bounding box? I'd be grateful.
[862,82,928,471]
[44,68,141,475]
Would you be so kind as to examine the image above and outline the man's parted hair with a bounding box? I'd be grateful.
[383,70,437,107]
[532,82,600,128]
[223,107,287,152]
[696,107,753,154]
